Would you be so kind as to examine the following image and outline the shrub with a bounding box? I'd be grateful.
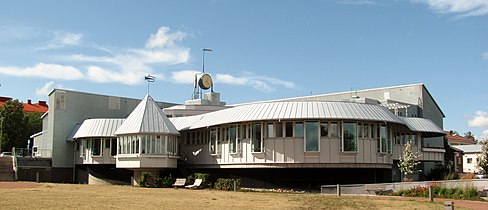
[394,185,480,200]
[139,172,154,187]
[214,178,241,191]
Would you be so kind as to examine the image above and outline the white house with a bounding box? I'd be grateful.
[453,144,483,174]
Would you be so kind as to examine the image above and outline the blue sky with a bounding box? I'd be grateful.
[0,0,487,139]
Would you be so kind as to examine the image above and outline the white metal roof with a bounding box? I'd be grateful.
[452,145,482,153]
[172,101,400,129]
[73,119,124,139]
[169,101,444,136]
[115,95,179,135]
[398,117,444,134]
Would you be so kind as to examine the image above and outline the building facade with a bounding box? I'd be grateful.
[29,83,446,187]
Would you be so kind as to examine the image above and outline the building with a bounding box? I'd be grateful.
[446,131,477,145]
[28,82,446,187]
[453,144,483,174]
[0,97,48,113]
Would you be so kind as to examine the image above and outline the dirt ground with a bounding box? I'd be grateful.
[1,182,487,210]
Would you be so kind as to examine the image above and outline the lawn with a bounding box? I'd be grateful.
[0,183,465,209]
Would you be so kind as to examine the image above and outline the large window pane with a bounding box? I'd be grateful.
[295,122,304,137]
[380,125,387,153]
[306,121,319,152]
[343,122,357,152]
[275,123,283,137]
[93,138,101,156]
[330,122,338,137]
[252,123,262,152]
[230,126,237,153]
[210,129,216,154]
[285,122,293,137]
[111,138,117,156]
[267,123,274,138]
[320,122,328,137]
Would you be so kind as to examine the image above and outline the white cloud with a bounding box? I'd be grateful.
[216,73,296,93]
[468,111,488,128]
[35,81,65,96]
[413,0,488,17]
[62,26,190,85]
[2,26,189,85]
[0,63,84,80]
[171,70,201,84]
[146,27,186,49]
[36,31,83,50]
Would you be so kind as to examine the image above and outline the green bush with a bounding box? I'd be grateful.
[214,178,240,191]
[395,185,480,200]
[139,172,154,188]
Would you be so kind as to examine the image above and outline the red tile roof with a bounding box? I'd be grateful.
[0,97,48,114]
[445,131,476,145]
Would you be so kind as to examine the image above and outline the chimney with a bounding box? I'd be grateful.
[27,99,32,104]
[39,101,47,106]
[449,130,453,135]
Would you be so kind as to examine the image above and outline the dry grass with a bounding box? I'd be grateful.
[0,183,464,210]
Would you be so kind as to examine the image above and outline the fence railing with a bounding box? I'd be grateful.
[321,179,488,196]
[13,148,52,158]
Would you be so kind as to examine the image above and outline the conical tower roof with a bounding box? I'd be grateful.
[115,95,179,135]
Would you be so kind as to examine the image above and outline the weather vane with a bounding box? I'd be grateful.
[144,74,155,94]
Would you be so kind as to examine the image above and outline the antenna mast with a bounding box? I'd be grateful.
[145,74,155,94]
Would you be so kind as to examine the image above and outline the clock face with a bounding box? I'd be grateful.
[199,74,213,90]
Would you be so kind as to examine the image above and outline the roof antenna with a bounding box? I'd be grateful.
[145,74,155,95]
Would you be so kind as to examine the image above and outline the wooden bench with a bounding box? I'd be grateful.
[172,178,186,188]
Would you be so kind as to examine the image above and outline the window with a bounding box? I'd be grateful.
[92,138,101,156]
[295,122,304,137]
[380,126,387,153]
[267,123,274,138]
[305,121,319,152]
[81,140,86,157]
[364,124,371,138]
[275,123,283,137]
[285,122,293,137]
[412,134,417,146]
[330,122,339,138]
[105,139,110,149]
[252,123,263,152]
[320,122,328,137]
[230,126,237,153]
[387,127,392,154]
[467,158,472,164]
[342,122,357,152]
[209,129,217,155]
[111,138,117,156]
[358,123,363,138]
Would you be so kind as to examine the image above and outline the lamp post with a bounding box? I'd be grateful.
[202,48,212,73]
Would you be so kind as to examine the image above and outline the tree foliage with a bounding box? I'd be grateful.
[478,140,488,175]
[398,140,421,180]
[464,131,477,142]
[0,100,43,151]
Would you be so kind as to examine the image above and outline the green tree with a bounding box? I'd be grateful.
[398,140,421,181]
[464,131,477,142]
[0,100,25,151]
[478,140,488,175]
[23,112,42,143]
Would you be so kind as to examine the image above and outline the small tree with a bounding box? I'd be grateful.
[398,140,421,181]
[478,140,488,175]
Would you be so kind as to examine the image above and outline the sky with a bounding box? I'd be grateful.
[0,0,487,140]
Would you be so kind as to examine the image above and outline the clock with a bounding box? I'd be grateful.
[198,73,213,90]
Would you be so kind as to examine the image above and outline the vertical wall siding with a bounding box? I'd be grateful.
[182,136,400,166]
